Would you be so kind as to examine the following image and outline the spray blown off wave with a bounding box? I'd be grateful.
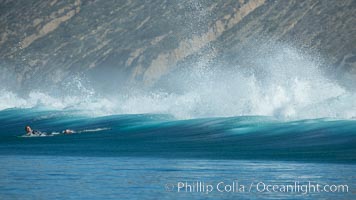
[1,44,355,120]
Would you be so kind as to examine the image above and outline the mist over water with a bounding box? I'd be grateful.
[1,43,355,120]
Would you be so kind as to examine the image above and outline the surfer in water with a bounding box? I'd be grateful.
[25,125,41,136]
[62,129,75,134]
[25,126,75,136]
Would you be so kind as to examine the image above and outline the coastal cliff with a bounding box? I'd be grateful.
[0,0,355,92]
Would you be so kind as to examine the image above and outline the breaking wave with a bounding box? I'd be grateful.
[1,44,355,120]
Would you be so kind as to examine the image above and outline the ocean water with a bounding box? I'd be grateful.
[0,108,355,199]
[0,156,355,200]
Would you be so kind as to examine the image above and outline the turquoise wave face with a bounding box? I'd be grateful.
[0,108,355,163]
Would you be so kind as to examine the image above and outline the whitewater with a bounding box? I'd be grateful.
[1,45,355,120]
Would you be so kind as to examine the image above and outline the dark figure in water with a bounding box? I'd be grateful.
[25,125,41,136]
[62,129,75,134]
[25,126,47,136]
[25,125,75,136]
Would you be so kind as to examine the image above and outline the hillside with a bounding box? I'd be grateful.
[0,0,355,92]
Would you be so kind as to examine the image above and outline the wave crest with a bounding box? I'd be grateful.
[1,45,355,120]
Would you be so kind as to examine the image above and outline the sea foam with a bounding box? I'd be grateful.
[0,44,355,120]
